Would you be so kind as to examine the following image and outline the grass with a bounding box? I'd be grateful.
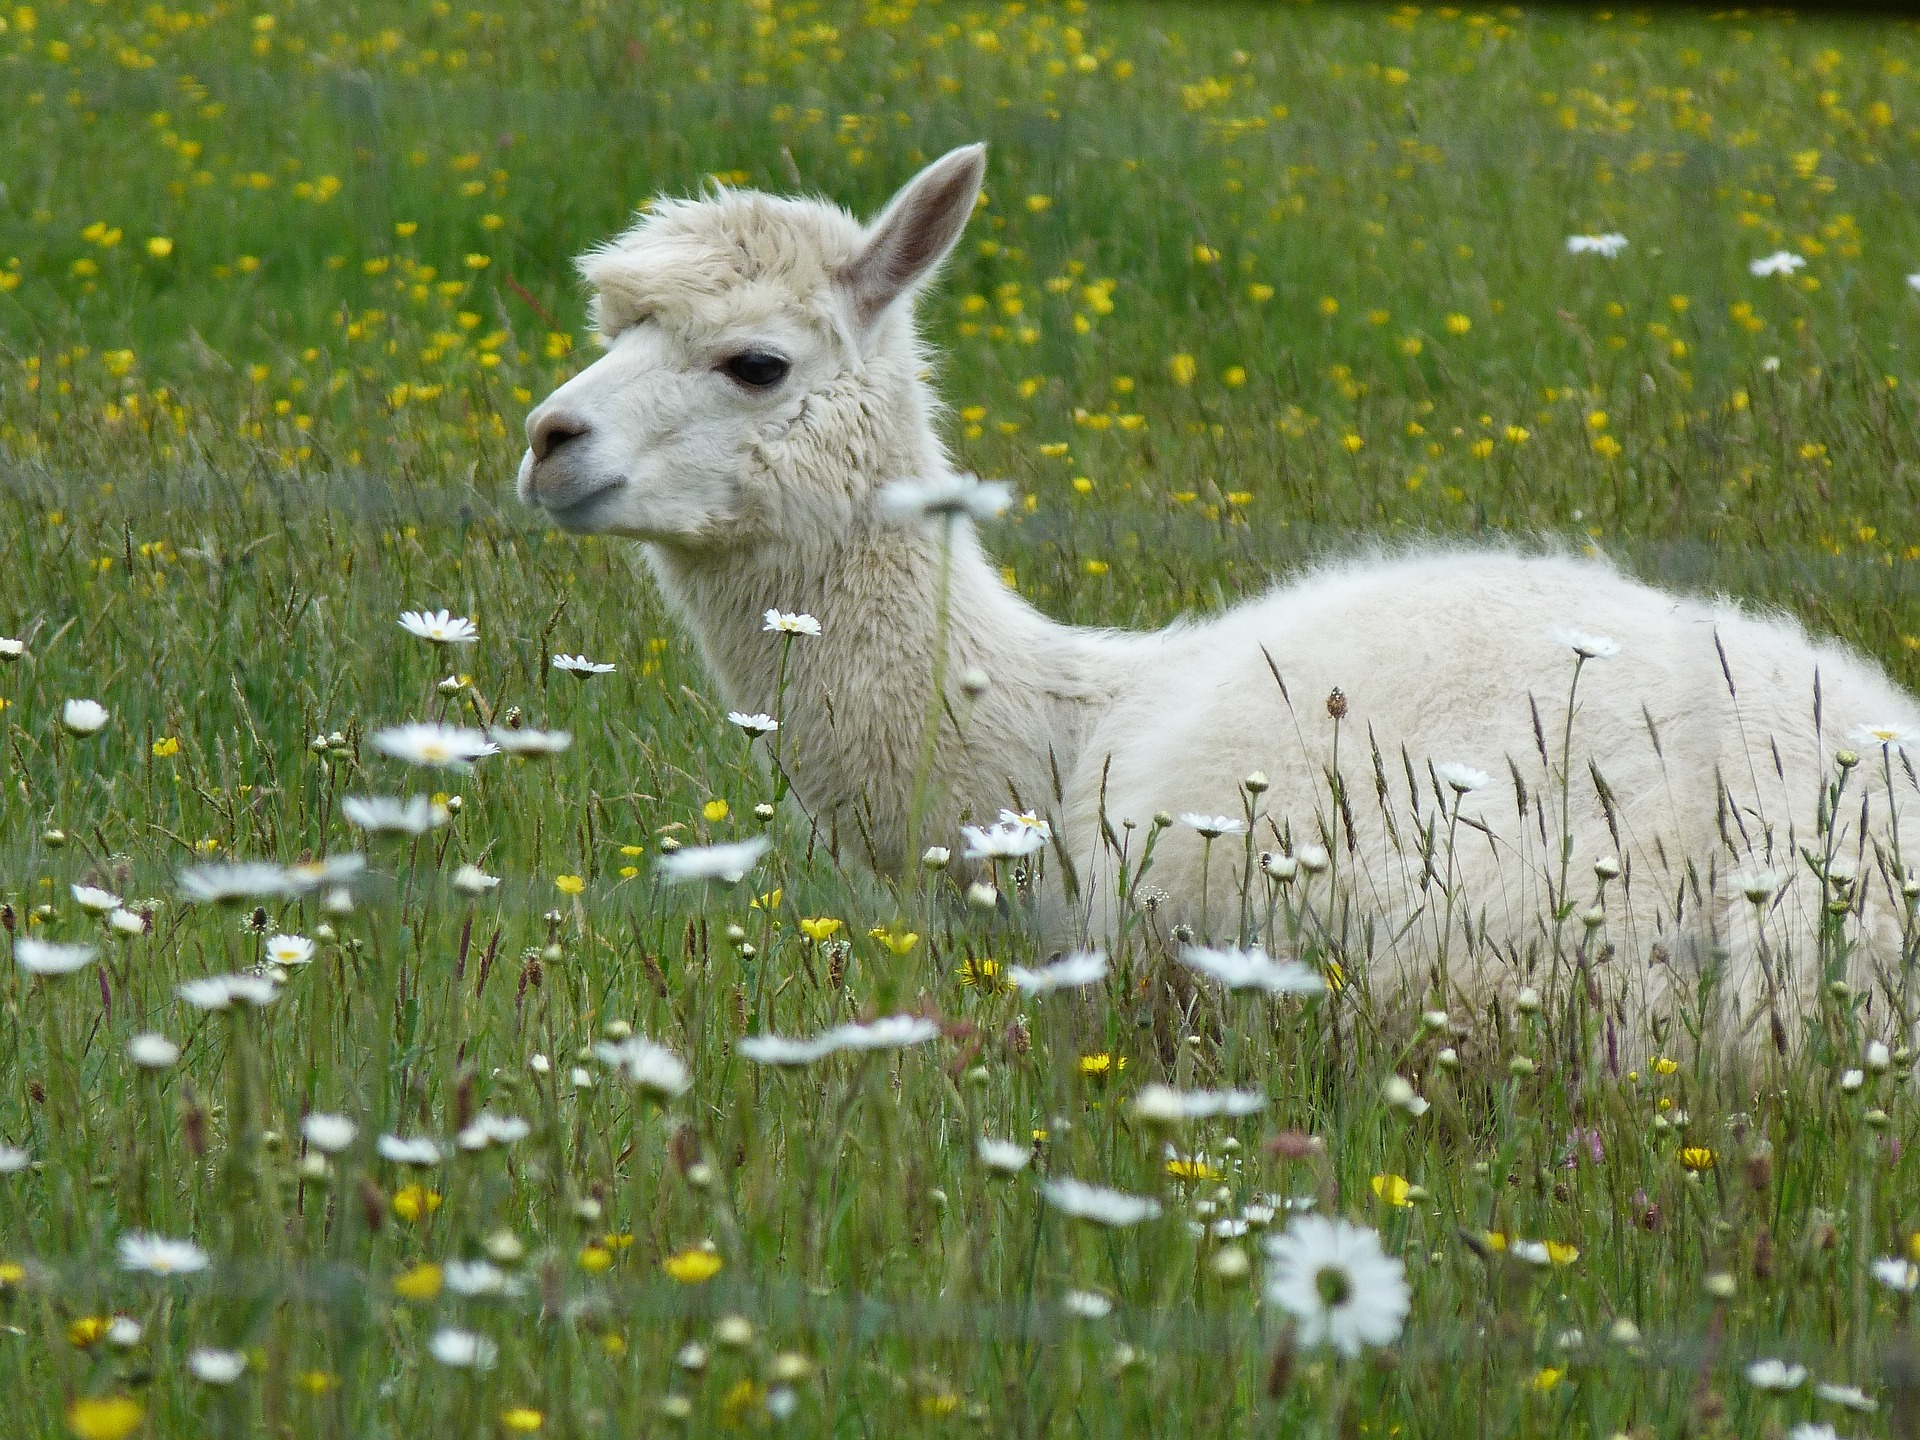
[4,0,1920,1435]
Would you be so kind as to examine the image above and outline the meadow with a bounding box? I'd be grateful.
[4,0,1920,1435]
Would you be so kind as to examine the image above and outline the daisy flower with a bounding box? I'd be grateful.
[456,1112,531,1151]
[655,836,771,884]
[341,795,450,835]
[188,1349,246,1385]
[1746,1358,1808,1391]
[487,726,573,756]
[1179,944,1326,996]
[1178,813,1246,839]
[177,973,279,1010]
[61,699,110,735]
[1434,762,1490,794]
[552,653,616,676]
[398,609,478,644]
[177,861,295,903]
[960,820,1047,860]
[443,1260,511,1296]
[302,1114,357,1154]
[1263,1214,1410,1357]
[370,723,499,767]
[428,1328,498,1369]
[127,1033,180,1069]
[1062,1290,1114,1319]
[1040,1178,1163,1227]
[976,1138,1031,1174]
[377,1135,443,1166]
[117,1233,210,1276]
[1565,233,1629,258]
[452,864,500,894]
[0,637,22,659]
[593,1036,692,1099]
[108,908,148,936]
[1131,1083,1267,1123]
[737,1015,940,1066]
[878,473,1013,524]
[1007,950,1108,994]
[762,610,821,637]
[1872,1258,1919,1293]
[1749,251,1807,277]
[70,884,121,913]
[1551,627,1619,660]
[726,711,779,737]
[1847,722,1913,754]
[0,1144,28,1174]
[1813,1382,1875,1412]
[263,934,315,968]
[14,937,98,976]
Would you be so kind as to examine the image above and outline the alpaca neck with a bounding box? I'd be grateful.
[646,508,1098,872]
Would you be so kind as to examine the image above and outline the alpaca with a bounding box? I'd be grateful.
[517,144,1920,1055]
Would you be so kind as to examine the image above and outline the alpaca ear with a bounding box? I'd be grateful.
[840,143,986,328]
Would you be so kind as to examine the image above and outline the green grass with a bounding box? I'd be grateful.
[4,1,1920,1436]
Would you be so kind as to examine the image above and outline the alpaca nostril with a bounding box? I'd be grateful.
[530,412,591,463]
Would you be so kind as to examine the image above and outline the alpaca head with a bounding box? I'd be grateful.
[517,144,986,550]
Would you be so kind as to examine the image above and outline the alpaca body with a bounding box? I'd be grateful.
[517,145,1920,1053]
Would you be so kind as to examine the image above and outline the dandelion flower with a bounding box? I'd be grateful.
[1749,251,1807,277]
[1566,233,1629,258]
[1746,1359,1808,1390]
[1552,627,1619,659]
[1007,950,1108,994]
[15,937,98,976]
[341,794,450,835]
[552,653,615,676]
[61,699,110,735]
[878,474,1014,524]
[428,1328,499,1369]
[976,1137,1031,1173]
[371,723,499,767]
[1263,1214,1410,1357]
[117,1233,210,1276]
[188,1349,246,1385]
[398,609,478,644]
[1178,813,1246,839]
[127,1033,180,1069]
[1179,944,1326,995]
[1040,1178,1162,1227]
[727,712,779,737]
[762,610,821,637]
[593,1036,691,1098]
[177,973,279,1010]
[302,1113,357,1154]
[655,836,771,883]
[264,933,315,968]
[377,1134,443,1166]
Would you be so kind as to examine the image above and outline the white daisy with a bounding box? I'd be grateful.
[1565,233,1629,258]
[398,609,478,644]
[1847,722,1914,754]
[177,860,295,903]
[1040,1178,1163,1227]
[961,820,1047,860]
[1749,251,1807,277]
[1746,1358,1809,1390]
[177,973,279,1010]
[108,908,148,936]
[452,863,500,894]
[552,653,616,676]
[487,725,573,756]
[1178,813,1246,839]
[1787,1424,1841,1440]
[1434,762,1490,794]
[593,1036,691,1098]
[0,1144,29,1174]
[1179,944,1326,996]
[282,854,368,894]
[737,1014,940,1066]
[70,883,121,913]
[444,1259,512,1296]
[726,711,779,737]
[301,1113,357,1154]
[188,1348,247,1384]
[127,1033,180,1069]
[428,1328,498,1369]
[1131,1083,1267,1123]
[106,1317,143,1347]
[117,1232,210,1276]
[976,1137,1031,1174]
[14,937,98,976]
[878,473,1014,524]
[762,609,821,637]
[264,933,315,968]
[1062,1289,1114,1319]
[1872,1258,1919,1293]
[370,723,499,767]
[0,637,22,659]
[61,699,110,735]
[456,1112,531,1151]
[341,794,450,835]
[655,836,771,884]
[1813,1382,1875,1412]
[1737,869,1783,902]
[1007,950,1108,994]
[1552,627,1619,660]
[376,1134,443,1166]
[1263,1214,1410,1357]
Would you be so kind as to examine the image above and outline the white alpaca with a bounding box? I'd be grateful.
[518,144,1920,1055]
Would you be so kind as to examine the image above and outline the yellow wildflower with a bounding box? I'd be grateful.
[65,1397,144,1440]
[393,1262,443,1301]
[868,926,920,956]
[703,798,729,822]
[501,1409,544,1432]
[391,1184,442,1222]
[554,874,585,896]
[1531,1367,1564,1392]
[1371,1173,1413,1207]
[577,1245,613,1274]
[1679,1146,1716,1172]
[68,1315,113,1348]
[151,736,180,757]
[1168,353,1197,386]
[800,917,843,942]
[1165,1157,1220,1182]
[662,1249,723,1284]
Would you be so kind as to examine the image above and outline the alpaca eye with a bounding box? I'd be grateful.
[721,352,790,388]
